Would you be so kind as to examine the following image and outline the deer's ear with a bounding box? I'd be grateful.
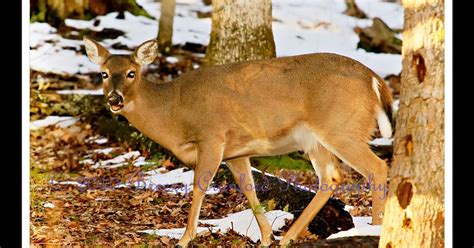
[132,39,158,65]
[83,36,110,65]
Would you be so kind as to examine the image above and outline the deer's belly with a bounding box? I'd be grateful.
[224,123,320,159]
[173,142,198,166]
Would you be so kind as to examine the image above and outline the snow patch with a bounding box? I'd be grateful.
[133,156,155,166]
[80,158,94,165]
[327,216,381,239]
[30,41,99,75]
[369,137,393,146]
[344,205,354,212]
[30,0,402,77]
[145,168,193,185]
[43,202,55,208]
[30,116,78,130]
[86,136,108,144]
[271,0,402,77]
[393,99,400,111]
[356,0,404,29]
[165,56,180,63]
[56,89,104,95]
[92,147,118,155]
[83,149,154,168]
[50,180,87,188]
[142,209,294,242]
[138,167,221,195]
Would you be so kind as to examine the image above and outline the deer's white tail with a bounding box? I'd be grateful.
[376,108,393,138]
[372,77,393,139]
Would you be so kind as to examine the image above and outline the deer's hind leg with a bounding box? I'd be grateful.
[321,137,389,225]
[279,144,342,246]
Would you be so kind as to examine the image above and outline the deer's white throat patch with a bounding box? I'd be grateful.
[121,100,135,112]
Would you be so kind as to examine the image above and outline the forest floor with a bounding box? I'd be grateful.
[29,0,402,246]
[30,115,390,246]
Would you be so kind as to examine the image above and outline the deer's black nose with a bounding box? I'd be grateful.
[108,93,123,106]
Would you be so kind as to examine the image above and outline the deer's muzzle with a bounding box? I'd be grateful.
[107,93,124,112]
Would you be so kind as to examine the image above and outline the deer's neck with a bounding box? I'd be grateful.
[120,78,182,151]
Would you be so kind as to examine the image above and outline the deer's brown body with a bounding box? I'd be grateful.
[84,37,392,247]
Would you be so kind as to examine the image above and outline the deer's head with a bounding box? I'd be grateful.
[83,37,158,113]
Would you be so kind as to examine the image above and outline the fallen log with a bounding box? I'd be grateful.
[30,90,105,118]
[214,166,355,239]
[30,0,153,27]
[355,17,402,54]
[252,170,354,239]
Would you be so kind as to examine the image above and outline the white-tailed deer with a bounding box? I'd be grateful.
[84,37,393,246]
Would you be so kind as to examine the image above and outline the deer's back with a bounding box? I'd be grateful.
[175,53,376,118]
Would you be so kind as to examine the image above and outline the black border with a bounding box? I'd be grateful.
[452,1,473,245]
[1,0,22,246]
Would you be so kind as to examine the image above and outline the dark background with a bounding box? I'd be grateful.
[2,0,22,246]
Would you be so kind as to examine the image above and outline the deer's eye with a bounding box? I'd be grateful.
[101,72,109,79]
[127,71,135,79]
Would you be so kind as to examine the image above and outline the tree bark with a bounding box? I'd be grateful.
[379,0,445,247]
[157,0,176,55]
[204,0,276,65]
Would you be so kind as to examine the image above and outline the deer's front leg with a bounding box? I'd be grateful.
[176,142,224,247]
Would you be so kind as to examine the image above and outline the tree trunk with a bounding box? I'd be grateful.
[204,0,276,65]
[379,0,445,247]
[157,0,176,55]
